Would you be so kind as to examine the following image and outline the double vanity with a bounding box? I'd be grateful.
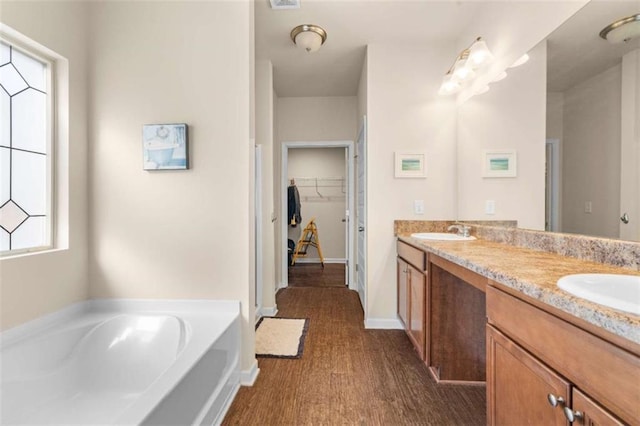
[396,222,640,425]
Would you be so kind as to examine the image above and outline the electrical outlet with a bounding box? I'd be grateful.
[485,200,496,215]
[414,200,425,215]
[585,201,592,214]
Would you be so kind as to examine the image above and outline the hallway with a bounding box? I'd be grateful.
[223,286,486,425]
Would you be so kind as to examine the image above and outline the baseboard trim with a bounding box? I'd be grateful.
[257,306,278,319]
[364,317,404,330]
[240,359,260,386]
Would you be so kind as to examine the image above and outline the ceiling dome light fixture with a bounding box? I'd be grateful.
[600,13,640,44]
[290,24,327,53]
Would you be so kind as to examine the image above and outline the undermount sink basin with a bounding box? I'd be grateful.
[410,232,476,241]
[557,274,640,315]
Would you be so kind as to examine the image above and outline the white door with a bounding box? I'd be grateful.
[255,145,263,316]
[356,117,367,310]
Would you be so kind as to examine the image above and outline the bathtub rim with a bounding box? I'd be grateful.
[0,298,240,346]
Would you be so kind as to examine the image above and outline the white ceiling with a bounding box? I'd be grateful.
[547,0,640,93]
[255,0,482,98]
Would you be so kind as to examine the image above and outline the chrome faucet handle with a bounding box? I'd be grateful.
[447,225,462,234]
[447,224,471,237]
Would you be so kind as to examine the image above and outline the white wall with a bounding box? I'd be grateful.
[0,2,89,331]
[457,42,547,230]
[546,92,564,140]
[288,148,346,261]
[277,96,357,142]
[366,43,458,323]
[562,64,621,238]
[256,60,276,311]
[88,1,256,371]
[276,96,356,284]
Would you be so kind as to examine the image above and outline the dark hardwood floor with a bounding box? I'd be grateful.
[222,286,486,425]
[288,263,346,287]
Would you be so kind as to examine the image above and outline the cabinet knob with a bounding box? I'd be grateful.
[563,407,583,423]
[547,394,565,407]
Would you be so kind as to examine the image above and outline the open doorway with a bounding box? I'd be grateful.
[281,141,355,291]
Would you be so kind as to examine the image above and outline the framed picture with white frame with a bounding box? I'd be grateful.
[394,152,426,178]
[482,150,517,178]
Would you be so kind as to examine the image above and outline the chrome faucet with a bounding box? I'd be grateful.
[447,224,471,237]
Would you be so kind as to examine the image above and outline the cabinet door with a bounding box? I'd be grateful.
[571,388,625,426]
[487,325,570,426]
[408,264,426,360]
[397,258,409,330]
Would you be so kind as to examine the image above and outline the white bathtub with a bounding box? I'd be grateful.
[0,299,241,425]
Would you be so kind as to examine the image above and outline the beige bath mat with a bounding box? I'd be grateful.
[255,317,309,359]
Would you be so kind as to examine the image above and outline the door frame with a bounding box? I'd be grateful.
[280,140,355,290]
[545,138,561,232]
[356,116,367,315]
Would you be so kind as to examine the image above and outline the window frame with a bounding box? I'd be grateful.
[0,33,56,257]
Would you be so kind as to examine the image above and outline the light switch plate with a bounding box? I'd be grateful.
[485,200,496,215]
[585,201,592,214]
[414,200,425,215]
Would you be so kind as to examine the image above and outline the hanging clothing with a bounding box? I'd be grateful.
[288,184,302,227]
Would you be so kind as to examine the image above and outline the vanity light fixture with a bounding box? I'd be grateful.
[600,13,640,44]
[509,53,529,68]
[290,24,327,53]
[438,37,494,96]
[438,71,462,95]
[492,71,508,82]
[476,85,490,95]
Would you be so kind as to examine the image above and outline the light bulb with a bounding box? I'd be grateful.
[452,57,475,82]
[467,39,494,69]
[438,73,461,96]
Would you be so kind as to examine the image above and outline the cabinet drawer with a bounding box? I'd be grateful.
[397,240,426,271]
[487,286,640,425]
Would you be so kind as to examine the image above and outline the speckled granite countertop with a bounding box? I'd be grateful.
[398,235,640,346]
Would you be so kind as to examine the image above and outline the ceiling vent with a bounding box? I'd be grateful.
[269,0,300,10]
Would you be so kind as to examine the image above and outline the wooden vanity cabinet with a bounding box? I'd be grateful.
[487,285,637,425]
[397,241,428,361]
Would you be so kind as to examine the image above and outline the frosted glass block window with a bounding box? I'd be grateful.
[0,40,52,255]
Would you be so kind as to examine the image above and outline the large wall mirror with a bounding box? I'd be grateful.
[545,1,640,242]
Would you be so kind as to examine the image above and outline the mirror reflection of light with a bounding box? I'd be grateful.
[107,317,167,349]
